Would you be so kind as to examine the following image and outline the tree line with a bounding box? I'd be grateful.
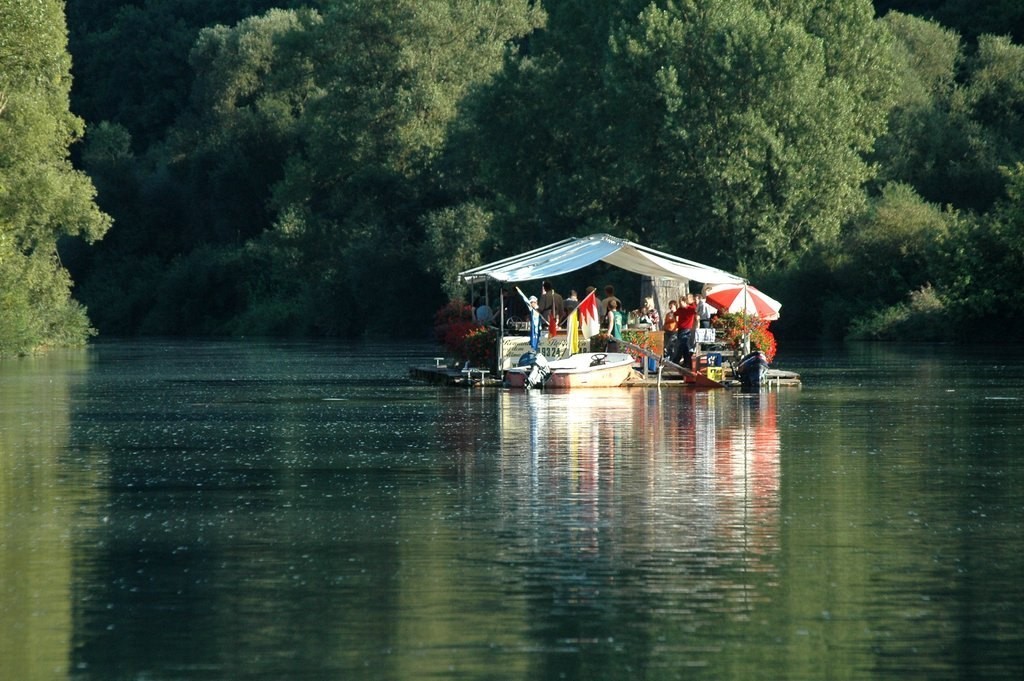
[2,0,1023,355]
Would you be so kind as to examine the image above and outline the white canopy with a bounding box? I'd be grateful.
[459,233,745,286]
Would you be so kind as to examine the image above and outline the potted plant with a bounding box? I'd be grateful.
[463,325,498,371]
[711,312,777,363]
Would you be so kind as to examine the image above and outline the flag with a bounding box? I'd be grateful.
[547,310,558,337]
[577,289,601,339]
[566,307,579,354]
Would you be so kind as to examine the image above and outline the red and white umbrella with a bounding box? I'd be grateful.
[704,283,781,320]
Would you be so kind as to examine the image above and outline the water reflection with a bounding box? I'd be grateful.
[0,350,96,681]
[3,341,1022,680]
[485,388,783,676]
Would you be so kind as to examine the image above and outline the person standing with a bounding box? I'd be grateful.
[670,295,698,368]
[600,285,621,318]
[538,281,565,326]
[527,295,542,352]
[638,296,660,327]
[604,299,624,340]
[515,287,544,352]
[662,299,678,358]
[695,293,714,328]
[564,289,579,315]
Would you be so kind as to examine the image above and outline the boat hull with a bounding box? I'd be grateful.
[505,352,635,389]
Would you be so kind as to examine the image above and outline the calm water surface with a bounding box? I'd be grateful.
[2,340,1022,680]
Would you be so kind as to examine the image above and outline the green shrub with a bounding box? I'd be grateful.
[847,284,949,340]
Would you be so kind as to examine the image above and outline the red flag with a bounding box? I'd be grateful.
[578,290,601,339]
[548,310,558,336]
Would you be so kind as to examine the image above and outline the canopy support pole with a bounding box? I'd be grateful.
[498,289,506,374]
[742,282,751,354]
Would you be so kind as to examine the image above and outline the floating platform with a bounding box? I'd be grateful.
[409,363,801,389]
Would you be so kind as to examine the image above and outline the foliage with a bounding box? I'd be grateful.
[874,1,1024,46]
[462,325,498,370]
[173,8,319,245]
[0,0,111,355]
[875,17,1024,213]
[71,1,540,338]
[933,163,1024,337]
[836,182,954,305]
[66,0,302,148]
[421,202,494,301]
[433,301,473,344]
[847,284,950,341]
[265,0,542,335]
[794,13,1024,342]
[51,1,1024,346]
[609,0,897,269]
[0,247,95,356]
[459,0,897,270]
[712,313,777,363]
[620,329,653,363]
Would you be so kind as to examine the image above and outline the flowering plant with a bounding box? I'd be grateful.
[463,326,498,369]
[442,320,480,358]
[433,300,474,344]
[620,329,653,363]
[437,319,498,371]
[712,312,777,363]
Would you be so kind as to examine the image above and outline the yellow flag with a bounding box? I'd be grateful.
[566,306,579,354]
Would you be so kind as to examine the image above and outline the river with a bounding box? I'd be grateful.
[2,339,1022,680]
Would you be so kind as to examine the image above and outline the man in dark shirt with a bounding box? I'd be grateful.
[538,281,565,325]
[600,285,621,318]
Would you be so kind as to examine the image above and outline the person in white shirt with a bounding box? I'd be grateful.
[695,294,715,328]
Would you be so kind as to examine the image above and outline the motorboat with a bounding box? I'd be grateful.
[735,350,769,388]
[505,352,636,389]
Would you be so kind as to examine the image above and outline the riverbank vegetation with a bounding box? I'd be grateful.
[3,1,1023,355]
[0,0,111,355]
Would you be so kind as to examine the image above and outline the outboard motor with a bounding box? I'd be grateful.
[517,352,536,366]
[524,353,551,389]
[736,350,769,388]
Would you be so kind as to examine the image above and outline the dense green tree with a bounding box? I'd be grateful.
[612,0,898,269]
[875,16,1024,212]
[444,0,648,254]
[59,0,1024,342]
[268,0,544,334]
[459,0,897,273]
[938,163,1024,328]
[838,183,953,305]
[66,0,304,149]
[421,202,495,300]
[871,12,962,199]
[874,0,1024,45]
[0,0,111,355]
[173,7,320,246]
[73,0,541,337]
[76,8,321,335]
